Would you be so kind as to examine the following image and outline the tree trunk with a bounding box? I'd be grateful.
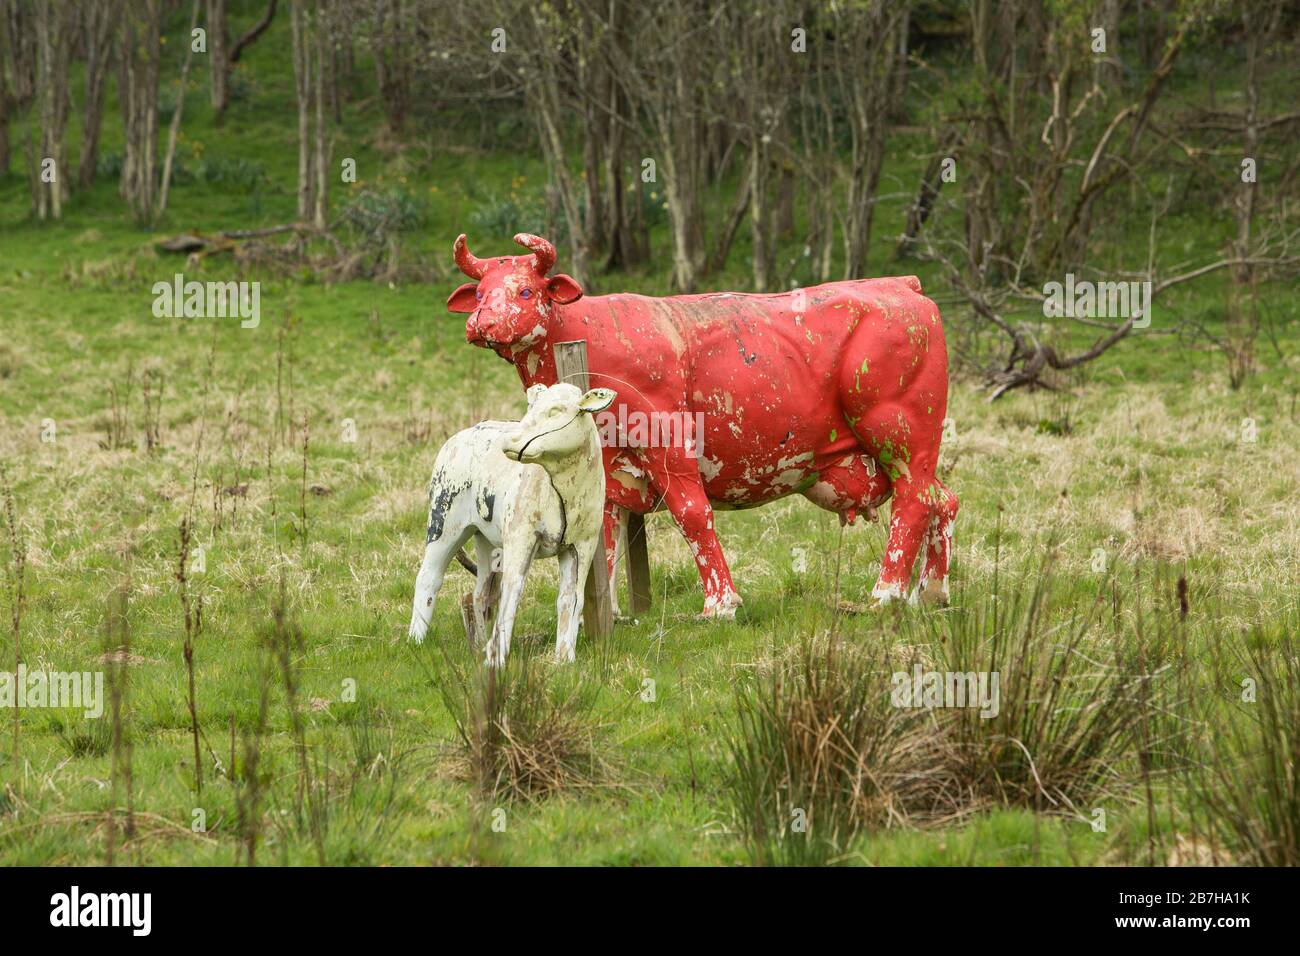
[78,0,115,188]
[207,0,229,118]
[118,0,162,224]
[1233,4,1260,285]
[291,0,314,224]
[662,148,702,292]
[749,141,771,290]
[32,0,71,219]
[159,0,203,216]
[0,0,17,176]
[312,0,328,231]
[373,0,407,135]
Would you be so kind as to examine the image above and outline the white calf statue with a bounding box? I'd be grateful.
[408,382,617,666]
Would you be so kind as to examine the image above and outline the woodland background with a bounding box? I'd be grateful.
[0,1,1297,866]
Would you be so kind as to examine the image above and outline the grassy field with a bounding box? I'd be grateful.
[1,11,1298,866]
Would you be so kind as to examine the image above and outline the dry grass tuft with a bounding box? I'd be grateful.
[435,649,612,805]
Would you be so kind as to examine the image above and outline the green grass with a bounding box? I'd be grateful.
[0,5,1297,866]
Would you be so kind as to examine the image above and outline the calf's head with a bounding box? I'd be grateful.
[447,233,584,349]
[502,383,616,467]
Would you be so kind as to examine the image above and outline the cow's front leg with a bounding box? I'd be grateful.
[653,469,741,619]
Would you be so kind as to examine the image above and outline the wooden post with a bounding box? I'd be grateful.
[554,341,615,638]
[624,510,652,614]
[459,592,477,649]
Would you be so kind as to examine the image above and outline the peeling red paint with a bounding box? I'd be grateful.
[449,232,958,612]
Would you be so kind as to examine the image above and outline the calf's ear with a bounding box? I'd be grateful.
[546,274,584,305]
[447,282,479,313]
[578,387,616,414]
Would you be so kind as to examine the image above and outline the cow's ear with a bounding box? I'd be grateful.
[578,387,616,414]
[447,282,479,313]
[547,274,583,305]
[525,384,549,408]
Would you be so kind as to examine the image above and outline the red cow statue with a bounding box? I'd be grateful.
[447,232,957,616]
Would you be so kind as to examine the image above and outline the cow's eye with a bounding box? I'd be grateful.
[475,290,483,300]
[520,288,532,299]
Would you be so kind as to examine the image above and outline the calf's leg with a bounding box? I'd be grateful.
[408,528,471,642]
[470,533,501,646]
[554,543,592,663]
[484,541,536,668]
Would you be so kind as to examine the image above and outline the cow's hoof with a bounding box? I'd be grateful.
[911,576,951,606]
[698,592,743,620]
[869,582,906,609]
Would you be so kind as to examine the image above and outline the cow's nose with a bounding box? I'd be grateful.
[466,311,485,343]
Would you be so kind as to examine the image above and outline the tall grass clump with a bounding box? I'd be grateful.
[724,635,943,866]
[1193,622,1300,865]
[925,556,1177,816]
[0,463,27,784]
[102,568,135,865]
[263,576,327,865]
[723,550,1189,866]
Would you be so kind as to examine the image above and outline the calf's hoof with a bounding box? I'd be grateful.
[408,613,429,644]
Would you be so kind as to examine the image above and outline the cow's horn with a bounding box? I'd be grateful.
[453,233,488,279]
[514,233,555,276]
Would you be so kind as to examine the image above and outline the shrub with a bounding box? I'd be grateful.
[96,151,124,181]
[194,155,267,191]
[338,186,426,240]
[467,191,550,240]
